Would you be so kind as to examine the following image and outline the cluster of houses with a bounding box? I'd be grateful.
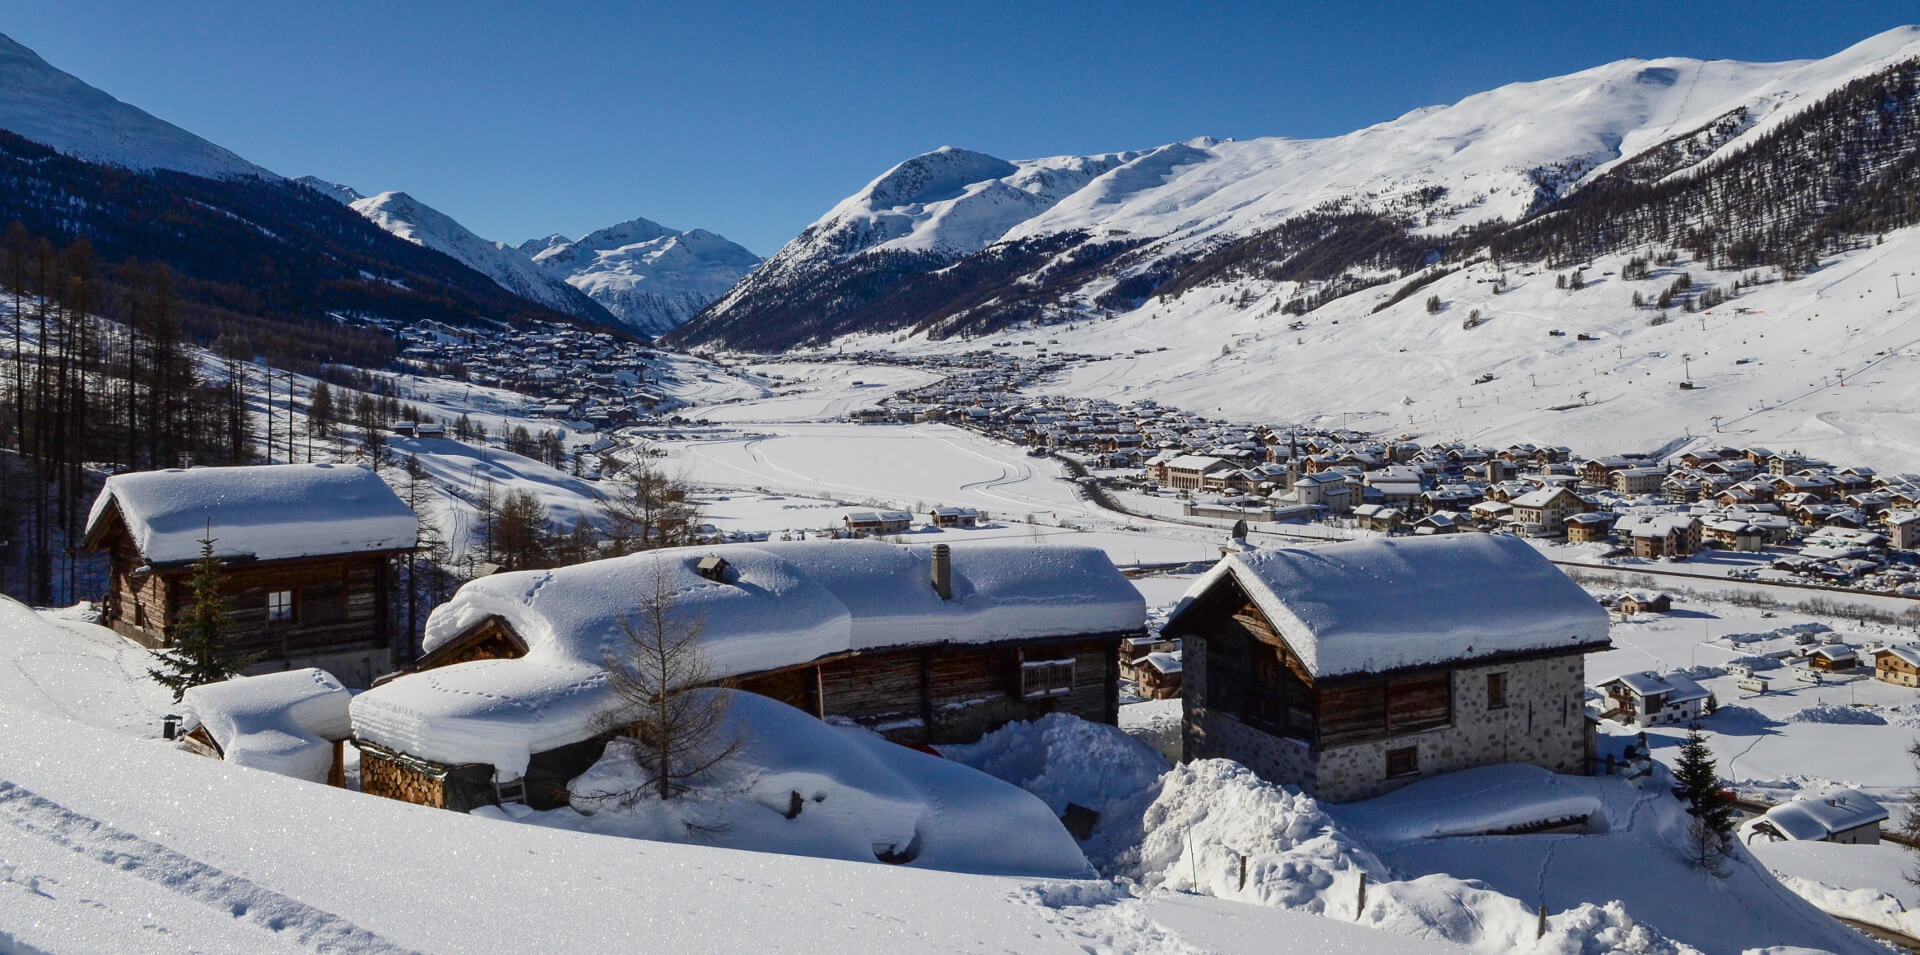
[93,457,1905,851]
[102,462,1650,820]
[391,317,674,430]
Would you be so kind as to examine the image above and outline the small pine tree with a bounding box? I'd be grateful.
[1425,294,1442,314]
[148,526,243,701]
[1674,725,1735,877]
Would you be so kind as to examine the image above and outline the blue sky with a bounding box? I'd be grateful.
[5,1,1915,255]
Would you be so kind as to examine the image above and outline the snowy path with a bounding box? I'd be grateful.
[0,782,412,954]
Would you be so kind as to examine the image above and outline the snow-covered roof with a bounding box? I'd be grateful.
[1170,535,1608,679]
[1757,789,1888,841]
[353,540,1144,774]
[1601,670,1708,704]
[1142,651,1182,675]
[181,668,351,783]
[85,464,418,566]
[1510,487,1576,508]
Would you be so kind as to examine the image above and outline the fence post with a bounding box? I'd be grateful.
[1537,904,1548,939]
[1356,872,1367,920]
[1238,854,1247,892]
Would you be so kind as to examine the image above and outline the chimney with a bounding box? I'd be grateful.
[931,544,952,600]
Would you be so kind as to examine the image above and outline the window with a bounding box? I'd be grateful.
[267,590,294,623]
[1386,747,1419,778]
[1487,672,1507,710]
[1020,658,1075,699]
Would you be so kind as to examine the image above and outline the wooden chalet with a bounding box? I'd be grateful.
[1873,644,1920,687]
[352,540,1145,812]
[82,464,418,687]
[1166,535,1609,802]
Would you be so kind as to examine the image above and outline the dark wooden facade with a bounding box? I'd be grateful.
[421,613,1126,746]
[1171,578,1452,751]
[86,503,400,674]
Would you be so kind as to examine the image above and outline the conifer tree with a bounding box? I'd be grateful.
[1674,726,1735,876]
[148,525,243,701]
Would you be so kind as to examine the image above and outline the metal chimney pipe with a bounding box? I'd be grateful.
[931,544,952,600]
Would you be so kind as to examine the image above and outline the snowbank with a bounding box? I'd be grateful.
[515,689,1092,879]
[180,669,350,783]
[1172,535,1607,677]
[940,712,1169,814]
[85,463,417,565]
[1090,760,1695,953]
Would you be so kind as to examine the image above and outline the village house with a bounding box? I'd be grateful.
[1508,487,1587,536]
[1805,644,1858,672]
[1742,789,1887,845]
[81,463,419,686]
[352,540,1146,812]
[1610,467,1668,496]
[1593,671,1710,726]
[1582,456,1640,486]
[1160,454,1236,491]
[1617,513,1703,559]
[1167,535,1610,802]
[928,506,982,529]
[1352,504,1405,534]
[1410,511,1464,535]
[1616,592,1672,615]
[1873,644,1920,687]
[1564,511,1616,543]
[1885,511,1920,550]
[843,510,914,536]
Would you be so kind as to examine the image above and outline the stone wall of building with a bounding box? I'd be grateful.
[1311,653,1589,802]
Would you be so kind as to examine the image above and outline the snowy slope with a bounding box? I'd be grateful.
[0,596,1450,954]
[681,25,1920,349]
[348,190,616,325]
[0,32,275,180]
[527,218,761,336]
[1018,222,1920,470]
[294,175,363,204]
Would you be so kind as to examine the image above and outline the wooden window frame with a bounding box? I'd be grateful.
[1386,746,1419,778]
[1487,671,1508,710]
[267,589,296,623]
[1020,658,1075,699]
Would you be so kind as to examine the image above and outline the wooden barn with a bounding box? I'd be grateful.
[352,539,1145,812]
[1166,535,1609,802]
[82,464,418,687]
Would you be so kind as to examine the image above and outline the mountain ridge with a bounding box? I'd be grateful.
[671,25,1920,351]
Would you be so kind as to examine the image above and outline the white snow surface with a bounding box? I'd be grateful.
[1172,534,1608,678]
[0,32,274,180]
[86,463,418,565]
[527,218,761,335]
[347,190,610,322]
[355,539,1143,772]
[525,689,1094,878]
[179,668,350,783]
[940,711,1171,815]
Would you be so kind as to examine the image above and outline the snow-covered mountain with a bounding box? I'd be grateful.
[525,218,762,335]
[674,26,1920,350]
[0,31,274,180]
[294,175,364,204]
[346,190,616,326]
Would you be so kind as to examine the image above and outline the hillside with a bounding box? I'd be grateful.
[348,190,617,326]
[670,26,1920,351]
[0,31,271,180]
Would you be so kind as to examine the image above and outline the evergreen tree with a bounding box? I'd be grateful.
[1674,726,1735,876]
[148,526,243,701]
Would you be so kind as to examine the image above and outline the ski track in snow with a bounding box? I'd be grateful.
[0,782,417,955]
